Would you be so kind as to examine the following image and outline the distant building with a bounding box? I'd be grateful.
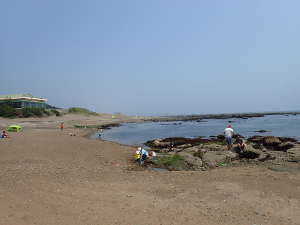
[0,94,47,108]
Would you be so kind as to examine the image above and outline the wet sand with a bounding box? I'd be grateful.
[0,115,299,225]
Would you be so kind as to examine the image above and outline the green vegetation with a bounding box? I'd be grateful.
[0,104,61,118]
[50,109,61,116]
[217,162,228,167]
[22,107,44,117]
[68,107,98,116]
[153,154,186,170]
[0,104,18,118]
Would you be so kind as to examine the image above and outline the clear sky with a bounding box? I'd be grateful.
[1,0,299,115]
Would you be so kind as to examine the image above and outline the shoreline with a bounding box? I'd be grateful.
[145,111,300,122]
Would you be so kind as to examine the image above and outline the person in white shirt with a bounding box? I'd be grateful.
[224,125,235,150]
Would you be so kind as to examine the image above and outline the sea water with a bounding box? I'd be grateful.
[95,114,300,146]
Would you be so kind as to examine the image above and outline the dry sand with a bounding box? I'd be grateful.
[0,115,300,225]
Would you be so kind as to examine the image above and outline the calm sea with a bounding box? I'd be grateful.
[94,114,300,146]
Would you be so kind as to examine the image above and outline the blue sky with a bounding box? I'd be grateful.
[0,0,299,115]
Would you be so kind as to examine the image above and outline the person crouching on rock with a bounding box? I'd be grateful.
[224,125,235,150]
[236,136,246,152]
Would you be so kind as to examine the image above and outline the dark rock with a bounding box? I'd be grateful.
[236,145,275,161]
[145,137,213,148]
[217,135,225,140]
[247,136,265,144]
[247,136,294,151]
[233,134,245,139]
[233,145,262,159]
[239,149,260,159]
[196,120,208,122]
[263,136,281,147]
[99,123,120,130]
[173,122,182,125]
[254,130,271,133]
[160,122,182,126]
[278,137,298,143]
[277,142,295,151]
[145,139,170,148]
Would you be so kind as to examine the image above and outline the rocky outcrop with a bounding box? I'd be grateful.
[287,147,300,162]
[263,136,281,147]
[237,146,260,159]
[277,142,295,151]
[180,146,201,153]
[177,152,203,170]
[202,151,238,168]
[145,137,217,148]
[247,136,296,151]
[146,135,300,171]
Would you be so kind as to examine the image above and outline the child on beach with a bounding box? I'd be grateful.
[1,131,9,138]
[60,122,64,131]
[149,151,157,160]
[136,147,149,165]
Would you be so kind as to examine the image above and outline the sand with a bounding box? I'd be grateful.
[0,115,300,225]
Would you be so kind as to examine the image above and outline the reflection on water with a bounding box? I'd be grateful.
[95,115,300,146]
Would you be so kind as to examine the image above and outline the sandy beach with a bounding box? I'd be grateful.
[0,115,300,225]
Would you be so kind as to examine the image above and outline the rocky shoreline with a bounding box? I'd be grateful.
[145,111,300,122]
[144,135,300,171]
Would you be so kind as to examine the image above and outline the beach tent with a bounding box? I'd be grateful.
[7,125,22,132]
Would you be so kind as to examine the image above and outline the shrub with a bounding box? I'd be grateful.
[43,109,51,116]
[21,107,50,117]
[0,104,54,118]
[29,107,43,117]
[22,107,34,117]
[154,154,186,170]
[68,107,98,115]
[0,105,17,118]
[51,109,61,116]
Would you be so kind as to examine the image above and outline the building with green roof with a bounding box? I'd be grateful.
[0,94,47,108]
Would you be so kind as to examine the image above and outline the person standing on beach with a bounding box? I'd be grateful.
[224,125,234,150]
[60,122,64,131]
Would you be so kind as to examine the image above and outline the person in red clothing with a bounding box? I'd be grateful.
[60,122,64,131]
[1,130,9,138]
